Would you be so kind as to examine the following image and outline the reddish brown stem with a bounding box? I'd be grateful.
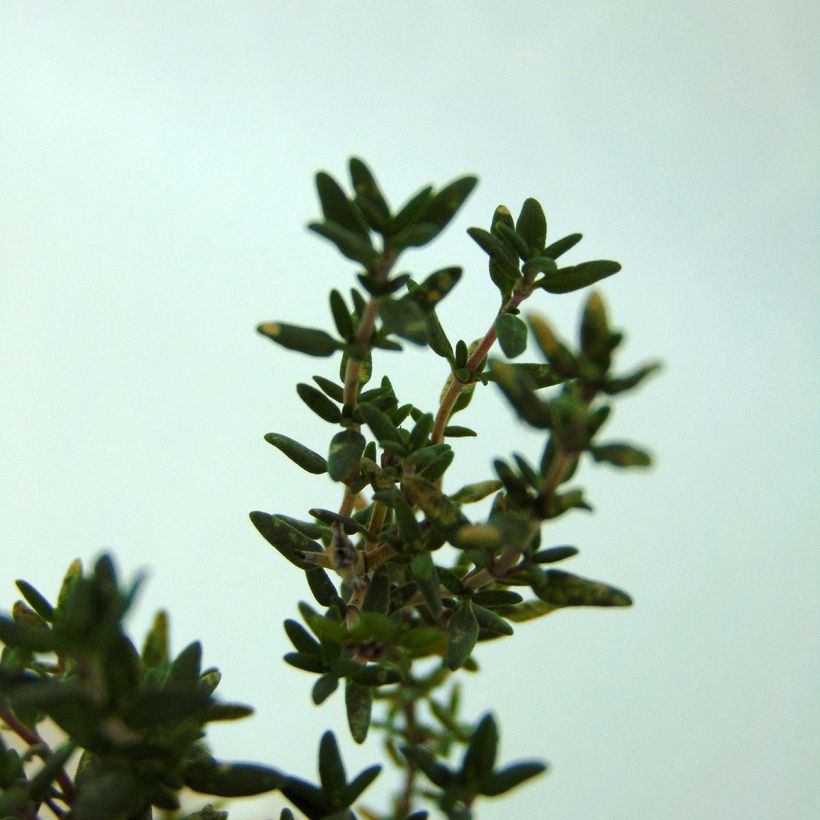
[0,708,76,805]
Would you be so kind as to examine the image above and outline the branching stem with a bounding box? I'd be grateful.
[431,288,527,446]
[0,708,76,805]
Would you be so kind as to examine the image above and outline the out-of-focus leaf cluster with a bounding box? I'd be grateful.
[0,558,381,818]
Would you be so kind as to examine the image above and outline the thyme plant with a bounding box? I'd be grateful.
[0,158,658,819]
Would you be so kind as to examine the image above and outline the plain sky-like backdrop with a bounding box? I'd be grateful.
[1,2,818,818]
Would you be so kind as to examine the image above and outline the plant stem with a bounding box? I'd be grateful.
[342,251,398,412]
[0,708,76,804]
[431,289,526,446]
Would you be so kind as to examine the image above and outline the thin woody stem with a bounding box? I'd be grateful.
[0,708,76,805]
[338,250,397,518]
[431,289,527,446]
[341,250,398,412]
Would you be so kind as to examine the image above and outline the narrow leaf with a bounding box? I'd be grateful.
[495,313,528,359]
[480,761,547,796]
[315,171,367,235]
[516,198,547,252]
[539,260,621,294]
[345,680,374,744]
[590,442,652,468]
[265,433,327,474]
[327,430,366,482]
[14,580,55,622]
[318,731,347,798]
[445,599,479,670]
[249,511,323,569]
[257,322,341,357]
[296,383,342,423]
[462,713,498,784]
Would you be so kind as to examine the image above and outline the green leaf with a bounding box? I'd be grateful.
[318,731,347,802]
[399,745,453,789]
[327,430,366,482]
[423,176,478,232]
[183,758,284,797]
[345,762,381,802]
[580,290,609,354]
[450,480,502,505]
[522,255,558,276]
[494,599,561,622]
[21,741,76,804]
[14,580,55,622]
[483,362,563,389]
[296,383,342,423]
[312,375,345,402]
[410,553,443,618]
[0,615,57,652]
[532,546,578,564]
[56,558,82,610]
[472,589,523,607]
[280,775,330,818]
[490,360,553,428]
[258,322,341,357]
[495,313,528,359]
[265,433,328,475]
[461,713,498,784]
[358,402,400,444]
[169,640,202,681]
[284,652,326,674]
[249,511,323,569]
[329,289,354,340]
[468,226,520,294]
[473,604,514,636]
[345,680,373,744]
[495,222,531,260]
[390,221,440,250]
[532,569,632,607]
[141,609,169,668]
[442,425,477,438]
[308,220,377,266]
[306,567,340,608]
[362,565,390,614]
[528,315,578,376]
[445,599,479,670]
[604,361,662,394]
[203,702,254,722]
[284,619,321,655]
[125,686,211,728]
[312,674,338,705]
[403,474,468,536]
[480,761,547,796]
[378,297,427,344]
[315,171,368,235]
[539,260,621,294]
[349,157,391,230]
[393,185,434,230]
[544,232,582,258]
[590,442,652,467]
[516,198,547,252]
[408,266,462,313]
[424,307,455,362]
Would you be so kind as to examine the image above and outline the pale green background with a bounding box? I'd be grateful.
[1,2,818,818]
